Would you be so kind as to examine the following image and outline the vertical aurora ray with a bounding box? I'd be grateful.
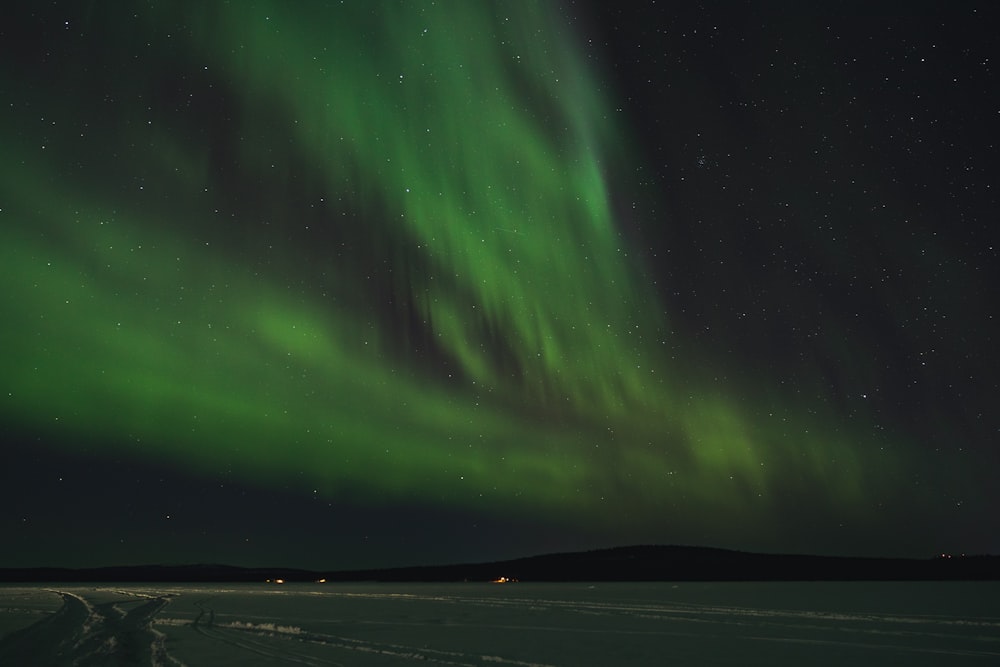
[180,0,663,415]
[1,0,904,543]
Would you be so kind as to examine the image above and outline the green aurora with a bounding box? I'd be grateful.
[2,1,905,549]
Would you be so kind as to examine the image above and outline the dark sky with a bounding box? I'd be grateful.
[2,1,997,570]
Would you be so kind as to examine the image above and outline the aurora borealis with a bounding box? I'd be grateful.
[3,1,997,569]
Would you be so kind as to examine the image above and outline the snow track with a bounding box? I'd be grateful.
[1,583,997,665]
[0,589,182,666]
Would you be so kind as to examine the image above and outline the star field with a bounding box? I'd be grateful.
[1,1,997,569]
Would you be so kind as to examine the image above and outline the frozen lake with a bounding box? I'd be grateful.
[1,581,997,665]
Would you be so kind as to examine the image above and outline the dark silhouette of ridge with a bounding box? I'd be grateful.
[2,545,996,583]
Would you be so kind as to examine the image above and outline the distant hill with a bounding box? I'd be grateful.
[2,545,997,583]
[326,545,1000,583]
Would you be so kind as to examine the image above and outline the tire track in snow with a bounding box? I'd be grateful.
[0,590,91,665]
[0,589,182,666]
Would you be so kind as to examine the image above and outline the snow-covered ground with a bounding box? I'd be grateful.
[1,581,997,665]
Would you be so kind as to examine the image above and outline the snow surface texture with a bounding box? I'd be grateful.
[0,582,997,666]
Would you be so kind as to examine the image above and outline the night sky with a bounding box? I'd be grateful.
[2,1,997,570]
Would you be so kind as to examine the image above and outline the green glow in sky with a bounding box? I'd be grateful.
[1,1,900,545]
